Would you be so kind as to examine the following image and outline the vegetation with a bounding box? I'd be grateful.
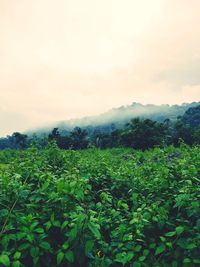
[0,103,199,266]
[1,105,200,151]
[28,102,200,136]
[0,133,28,150]
[0,144,200,266]
[182,105,200,129]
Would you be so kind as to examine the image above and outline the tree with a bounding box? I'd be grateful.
[121,118,166,150]
[110,129,122,147]
[57,136,72,149]
[48,128,60,141]
[70,127,89,150]
[172,120,193,146]
[182,105,200,128]
[193,126,200,144]
[93,132,111,149]
[12,132,28,149]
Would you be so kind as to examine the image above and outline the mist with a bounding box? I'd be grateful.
[28,102,200,136]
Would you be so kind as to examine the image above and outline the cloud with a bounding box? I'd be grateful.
[0,0,200,136]
[155,58,200,87]
[0,109,32,136]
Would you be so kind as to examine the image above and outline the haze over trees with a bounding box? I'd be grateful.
[0,103,200,151]
[28,102,200,136]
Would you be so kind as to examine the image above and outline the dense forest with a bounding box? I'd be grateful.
[0,104,200,151]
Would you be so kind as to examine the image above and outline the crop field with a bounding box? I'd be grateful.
[0,144,200,267]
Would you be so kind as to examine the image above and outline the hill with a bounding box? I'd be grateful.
[30,102,200,135]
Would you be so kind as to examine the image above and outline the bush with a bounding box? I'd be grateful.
[0,145,200,266]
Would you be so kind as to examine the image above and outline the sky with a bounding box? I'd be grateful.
[0,0,200,136]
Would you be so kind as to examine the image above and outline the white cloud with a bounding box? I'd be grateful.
[0,0,200,136]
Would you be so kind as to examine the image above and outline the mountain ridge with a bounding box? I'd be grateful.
[28,101,200,135]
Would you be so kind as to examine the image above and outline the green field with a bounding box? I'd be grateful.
[0,145,200,266]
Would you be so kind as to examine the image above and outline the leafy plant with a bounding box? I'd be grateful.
[0,144,200,266]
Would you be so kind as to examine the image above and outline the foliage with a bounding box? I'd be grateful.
[1,104,200,150]
[172,120,194,146]
[36,114,200,151]
[0,133,28,150]
[1,105,200,150]
[121,118,167,150]
[193,126,200,144]
[182,105,200,128]
[70,127,89,150]
[0,144,200,266]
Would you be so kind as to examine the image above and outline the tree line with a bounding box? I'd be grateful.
[0,105,200,151]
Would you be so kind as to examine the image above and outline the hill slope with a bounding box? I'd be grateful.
[30,102,200,135]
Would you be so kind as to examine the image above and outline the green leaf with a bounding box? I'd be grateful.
[69,225,78,241]
[30,222,39,230]
[30,247,39,258]
[76,189,84,201]
[160,236,166,242]
[26,234,34,243]
[183,258,191,263]
[176,226,184,235]
[35,228,44,234]
[135,245,142,252]
[85,240,94,254]
[17,232,26,240]
[143,249,149,256]
[115,252,134,265]
[57,252,65,265]
[39,242,51,250]
[139,256,146,262]
[166,242,173,248]
[45,221,52,231]
[186,243,197,250]
[13,261,20,267]
[61,221,68,231]
[13,252,21,260]
[18,243,30,251]
[0,255,10,267]
[165,231,176,237]
[88,222,101,239]
[52,220,61,228]
[65,251,74,263]
[149,243,156,249]
[155,244,165,255]
[62,242,69,250]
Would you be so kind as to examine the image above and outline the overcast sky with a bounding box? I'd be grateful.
[0,0,200,136]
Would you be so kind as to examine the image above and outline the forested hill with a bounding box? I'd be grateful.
[31,102,200,135]
[1,102,200,150]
